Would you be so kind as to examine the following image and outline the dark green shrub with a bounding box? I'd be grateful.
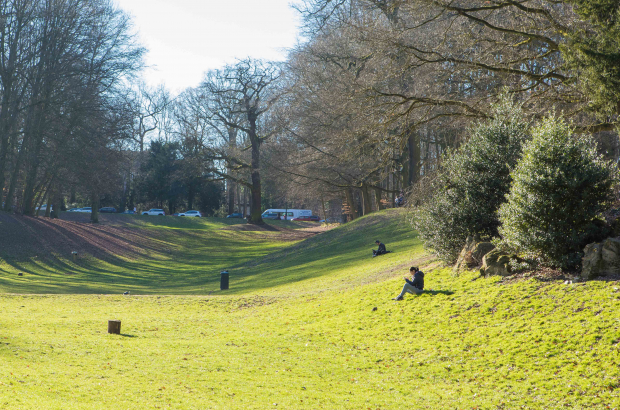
[498,116,618,269]
[412,97,529,263]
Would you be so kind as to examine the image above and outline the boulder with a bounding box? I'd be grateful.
[464,251,477,266]
[471,242,496,264]
[581,238,620,280]
[480,249,512,277]
[453,235,495,273]
[453,235,479,273]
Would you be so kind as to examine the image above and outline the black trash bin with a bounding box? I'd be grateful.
[220,270,229,290]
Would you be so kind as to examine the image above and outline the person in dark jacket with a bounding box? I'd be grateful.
[372,240,387,257]
[393,266,424,300]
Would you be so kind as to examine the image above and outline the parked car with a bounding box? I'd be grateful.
[99,207,117,213]
[37,204,49,211]
[261,212,280,220]
[77,207,92,213]
[121,209,135,214]
[292,215,320,222]
[226,213,244,218]
[179,210,202,217]
[142,209,165,216]
[67,208,80,212]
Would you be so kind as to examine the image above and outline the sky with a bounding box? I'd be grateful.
[114,0,303,94]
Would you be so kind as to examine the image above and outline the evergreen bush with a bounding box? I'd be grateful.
[412,97,529,263]
[498,116,618,269]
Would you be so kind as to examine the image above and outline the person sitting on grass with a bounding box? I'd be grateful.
[372,240,387,257]
[393,266,424,300]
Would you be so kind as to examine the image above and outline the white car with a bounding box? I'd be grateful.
[179,210,202,217]
[77,207,92,213]
[142,208,166,216]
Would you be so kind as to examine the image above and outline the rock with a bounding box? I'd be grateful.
[454,235,478,273]
[453,235,495,273]
[463,251,476,267]
[581,238,620,280]
[471,242,496,264]
[480,249,512,277]
[454,235,477,273]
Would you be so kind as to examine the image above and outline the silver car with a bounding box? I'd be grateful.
[179,210,202,217]
[142,209,166,216]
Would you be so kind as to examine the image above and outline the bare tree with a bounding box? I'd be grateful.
[129,83,171,153]
[199,58,281,224]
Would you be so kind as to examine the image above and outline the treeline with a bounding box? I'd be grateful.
[0,0,143,221]
[1,0,619,228]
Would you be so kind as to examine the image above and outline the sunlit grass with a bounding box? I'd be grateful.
[0,209,619,408]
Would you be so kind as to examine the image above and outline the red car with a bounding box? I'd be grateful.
[292,215,320,222]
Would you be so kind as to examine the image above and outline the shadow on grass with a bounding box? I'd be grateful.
[119,334,137,338]
[422,290,455,296]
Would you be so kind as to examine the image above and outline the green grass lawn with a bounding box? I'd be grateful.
[1,209,619,408]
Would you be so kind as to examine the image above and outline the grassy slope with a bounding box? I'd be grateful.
[1,210,619,409]
[0,216,301,294]
[0,211,421,294]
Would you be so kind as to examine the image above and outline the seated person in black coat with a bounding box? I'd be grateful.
[372,240,387,257]
[393,267,424,300]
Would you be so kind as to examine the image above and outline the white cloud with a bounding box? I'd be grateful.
[115,0,301,93]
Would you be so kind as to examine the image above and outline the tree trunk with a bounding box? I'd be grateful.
[247,110,263,224]
[345,188,358,221]
[51,183,62,219]
[227,127,237,215]
[128,187,135,212]
[375,188,384,210]
[390,171,398,208]
[227,180,235,215]
[361,183,372,215]
[236,182,240,214]
[2,137,21,211]
[90,192,100,223]
[20,104,48,216]
[187,179,195,211]
[408,133,420,186]
[119,176,128,213]
[248,142,263,224]
[44,189,52,217]
[0,22,26,202]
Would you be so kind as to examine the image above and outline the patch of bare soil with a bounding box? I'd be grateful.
[0,212,169,262]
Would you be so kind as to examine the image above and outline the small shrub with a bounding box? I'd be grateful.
[509,258,534,274]
[498,116,618,269]
[412,96,529,263]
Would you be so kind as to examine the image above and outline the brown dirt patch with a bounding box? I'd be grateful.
[0,212,169,262]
